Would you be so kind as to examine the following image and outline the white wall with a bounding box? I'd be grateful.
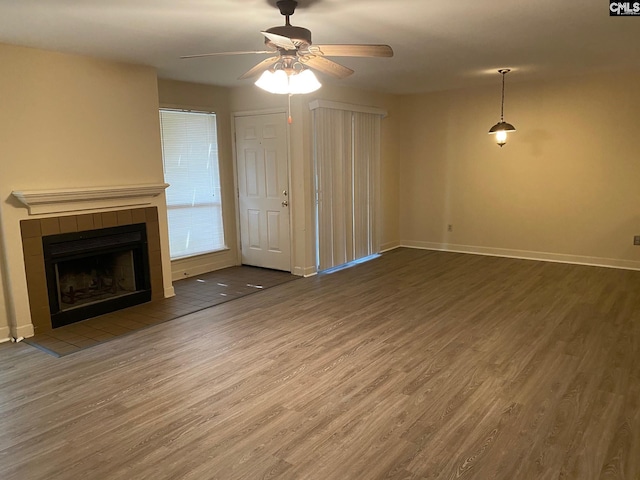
[0,44,173,340]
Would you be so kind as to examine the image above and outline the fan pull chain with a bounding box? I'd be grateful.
[288,94,293,124]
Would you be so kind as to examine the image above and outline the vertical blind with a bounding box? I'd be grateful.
[313,106,381,271]
[159,110,225,260]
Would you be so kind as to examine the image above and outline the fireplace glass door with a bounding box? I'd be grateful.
[43,224,152,328]
[55,250,138,311]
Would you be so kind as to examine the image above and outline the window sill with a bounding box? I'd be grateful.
[170,247,231,263]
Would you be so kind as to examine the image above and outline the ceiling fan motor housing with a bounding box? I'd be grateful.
[276,0,298,17]
[265,25,312,46]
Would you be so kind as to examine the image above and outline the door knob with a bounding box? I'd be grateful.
[282,200,289,207]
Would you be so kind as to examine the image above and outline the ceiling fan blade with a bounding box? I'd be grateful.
[309,44,394,58]
[303,56,354,79]
[180,50,273,59]
[238,56,281,80]
[261,31,297,50]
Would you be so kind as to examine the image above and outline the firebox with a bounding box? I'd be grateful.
[43,223,151,328]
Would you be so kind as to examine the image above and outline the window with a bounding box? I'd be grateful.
[159,109,225,260]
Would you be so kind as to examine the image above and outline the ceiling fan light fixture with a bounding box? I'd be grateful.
[255,69,289,94]
[255,67,321,95]
[289,68,322,94]
[488,69,516,147]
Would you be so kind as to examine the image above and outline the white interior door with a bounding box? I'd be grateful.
[235,113,291,271]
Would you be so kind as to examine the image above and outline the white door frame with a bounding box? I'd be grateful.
[231,108,293,270]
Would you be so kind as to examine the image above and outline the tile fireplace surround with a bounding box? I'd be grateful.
[20,207,164,335]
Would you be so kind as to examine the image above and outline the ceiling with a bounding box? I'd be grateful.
[0,0,638,95]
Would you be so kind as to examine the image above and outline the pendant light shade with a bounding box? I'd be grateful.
[488,69,516,147]
[489,121,516,147]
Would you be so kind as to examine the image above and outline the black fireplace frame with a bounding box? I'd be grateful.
[43,223,152,328]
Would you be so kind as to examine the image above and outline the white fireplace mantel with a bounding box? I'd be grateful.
[12,183,169,215]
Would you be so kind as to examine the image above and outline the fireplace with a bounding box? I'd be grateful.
[20,207,165,334]
[43,224,151,328]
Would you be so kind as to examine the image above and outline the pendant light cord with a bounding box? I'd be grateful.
[500,71,505,122]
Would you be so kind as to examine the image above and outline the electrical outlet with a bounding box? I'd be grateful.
[634,235,640,246]
[447,224,453,232]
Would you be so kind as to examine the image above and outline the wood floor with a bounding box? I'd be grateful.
[1,248,639,479]
[24,265,297,356]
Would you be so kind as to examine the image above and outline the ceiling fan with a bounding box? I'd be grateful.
[180,0,393,84]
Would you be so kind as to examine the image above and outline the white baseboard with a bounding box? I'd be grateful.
[401,241,640,271]
[164,286,176,298]
[380,242,400,253]
[293,265,317,277]
[12,323,35,340]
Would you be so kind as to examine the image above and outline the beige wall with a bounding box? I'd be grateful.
[0,44,173,340]
[3,41,633,341]
[0,225,8,341]
[229,84,400,275]
[397,71,640,268]
[157,79,239,279]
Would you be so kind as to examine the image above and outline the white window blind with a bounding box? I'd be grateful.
[159,110,225,260]
[312,106,381,271]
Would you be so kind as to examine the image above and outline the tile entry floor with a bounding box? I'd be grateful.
[24,265,298,357]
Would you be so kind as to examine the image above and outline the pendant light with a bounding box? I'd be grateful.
[488,69,516,147]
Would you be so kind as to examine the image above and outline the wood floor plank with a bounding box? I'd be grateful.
[1,248,640,479]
